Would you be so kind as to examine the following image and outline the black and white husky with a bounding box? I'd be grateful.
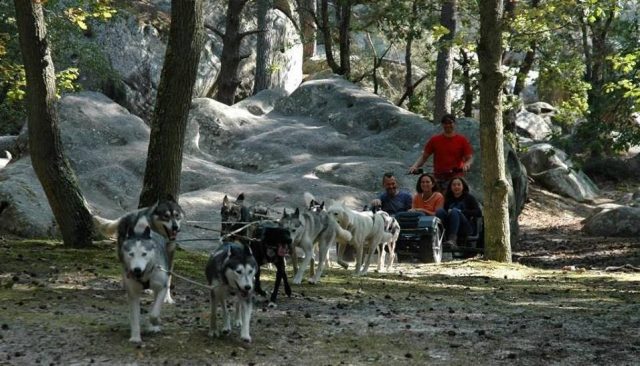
[205,242,257,343]
[220,193,292,305]
[93,195,184,303]
[118,217,169,343]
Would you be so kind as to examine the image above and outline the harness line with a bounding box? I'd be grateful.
[156,265,215,291]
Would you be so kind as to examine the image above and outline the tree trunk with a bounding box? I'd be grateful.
[459,49,473,117]
[320,0,340,73]
[338,1,351,79]
[14,0,93,247]
[434,0,457,122]
[401,0,419,104]
[478,0,511,262]
[214,0,248,105]
[512,0,539,97]
[299,0,317,60]
[253,0,272,94]
[139,0,204,207]
[512,41,536,96]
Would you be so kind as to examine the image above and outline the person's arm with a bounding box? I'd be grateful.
[409,151,431,173]
[410,194,421,211]
[462,154,473,172]
[433,193,445,212]
[462,138,474,172]
[370,193,383,208]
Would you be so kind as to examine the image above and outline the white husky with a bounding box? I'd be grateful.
[374,210,400,271]
[118,217,169,343]
[327,201,393,275]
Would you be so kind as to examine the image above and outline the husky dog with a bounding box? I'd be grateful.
[93,195,184,304]
[373,210,400,272]
[220,194,252,242]
[327,201,393,275]
[252,221,293,305]
[280,206,352,284]
[118,217,169,343]
[205,242,257,343]
[304,191,325,212]
[220,193,292,304]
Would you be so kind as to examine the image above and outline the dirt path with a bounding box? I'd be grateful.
[1,184,639,365]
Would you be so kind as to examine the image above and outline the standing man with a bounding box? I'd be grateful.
[370,172,413,215]
[408,114,473,188]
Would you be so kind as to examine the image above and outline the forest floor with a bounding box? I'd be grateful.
[0,183,639,366]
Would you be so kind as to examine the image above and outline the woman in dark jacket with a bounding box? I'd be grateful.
[435,177,482,247]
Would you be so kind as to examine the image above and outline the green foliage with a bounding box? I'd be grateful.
[0,0,117,135]
[62,0,116,30]
[606,50,640,111]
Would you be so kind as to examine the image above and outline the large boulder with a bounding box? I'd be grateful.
[582,206,640,237]
[515,110,553,141]
[90,0,303,122]
[520,143,598,202]
[0,78,528,248]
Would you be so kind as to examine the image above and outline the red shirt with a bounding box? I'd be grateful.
[424,134,473,180]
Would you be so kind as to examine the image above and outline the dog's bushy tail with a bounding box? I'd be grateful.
[92,215,119,238]
[334,223,352,244]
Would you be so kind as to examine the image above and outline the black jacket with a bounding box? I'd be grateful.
[443,193,482,219]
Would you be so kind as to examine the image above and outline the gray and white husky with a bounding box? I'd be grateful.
[280,205,352,285]
[93,195,184,303]
[205,242,257,343]
[118,217,169,343]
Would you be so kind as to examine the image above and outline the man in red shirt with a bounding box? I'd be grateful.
[408,114,473,188]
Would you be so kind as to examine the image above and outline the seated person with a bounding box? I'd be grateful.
[409,173,444,216]
[436,177,482,247]
[370,172,412,215]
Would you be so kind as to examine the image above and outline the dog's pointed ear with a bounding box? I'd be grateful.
[222,195,230,207]
[237,193,245,202]
[294,207,300,216]
[282,208,288,217]
[319,201,325,210]
[244,243,253,257]
[143,225,151,239]
[127,225,136,239]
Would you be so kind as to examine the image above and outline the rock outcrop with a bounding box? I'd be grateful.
[0,78,528,249]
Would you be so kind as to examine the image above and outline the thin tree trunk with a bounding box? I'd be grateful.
[512,0,539,97]
[320,0,340,73]
[253,0,272,94]
[580,10,592,83]
[512,41,536,96]
[396,74,428,106]
[139,0,204,206]
[14,0,93,247]
[434,0,456,122]
[459,49,473,117]
[214,0,249,105]
[299,0,316,60]
[478,0,511,262]
[403,34,414,103]
[338,1,351,78]
[402,0,419,103]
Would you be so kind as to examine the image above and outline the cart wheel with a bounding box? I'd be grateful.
[418,226,442,264]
